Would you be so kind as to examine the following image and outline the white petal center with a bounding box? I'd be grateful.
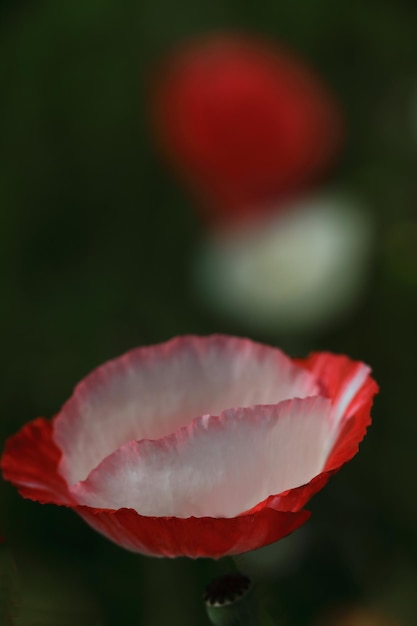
[54,336,319,485]
[72,396,332,518]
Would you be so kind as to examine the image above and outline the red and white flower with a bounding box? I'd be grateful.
[2,335,377,558]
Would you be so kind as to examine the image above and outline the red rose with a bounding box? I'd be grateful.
[2,335,377,558]
[151,34,342,227]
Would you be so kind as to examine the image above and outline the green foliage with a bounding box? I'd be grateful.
[0,545,19,626]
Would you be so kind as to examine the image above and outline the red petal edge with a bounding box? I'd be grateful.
[1,417,309,558]
[77,506,310,558]
[1,418,74,506]
[246,352,379,515]
[296,352,379,472]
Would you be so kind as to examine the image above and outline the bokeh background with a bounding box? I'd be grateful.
[1,0,417,624]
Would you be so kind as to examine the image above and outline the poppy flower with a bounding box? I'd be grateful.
[2,335,377,558]
[195,193,373,334]
[151,33,342,227]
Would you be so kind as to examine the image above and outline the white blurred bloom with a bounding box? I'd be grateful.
[195,193,373,333]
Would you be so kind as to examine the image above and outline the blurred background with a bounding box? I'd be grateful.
[1,0,417,624]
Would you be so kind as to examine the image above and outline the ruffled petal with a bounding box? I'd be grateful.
[254,470,336,513]
[75,505,310,558]
[1,416,310,558]
[296,352,379,470]
[323,379,378,472]
[1,418,74,505]
[54,335,319,486]
[71,396,332,518]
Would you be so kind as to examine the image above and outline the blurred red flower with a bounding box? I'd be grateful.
[2,335,377,558]
[151,34,343,227]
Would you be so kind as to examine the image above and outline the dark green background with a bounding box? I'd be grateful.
[1,0,417,624]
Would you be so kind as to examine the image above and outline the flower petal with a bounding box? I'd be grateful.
[1,416,311,558]
[1,418,74,505]
[71,396,332,518]
[297,352,379,469]
[75,505,310,558]
[255,470,336,513]
[248,354,379,513]
[54,335,320,486]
